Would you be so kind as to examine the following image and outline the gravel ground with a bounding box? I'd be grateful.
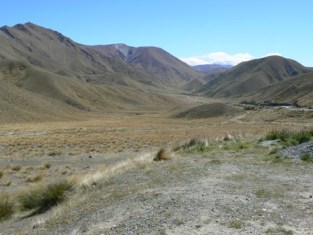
[2,142,313,235]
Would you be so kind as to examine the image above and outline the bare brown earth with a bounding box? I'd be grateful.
[0,106,313,234]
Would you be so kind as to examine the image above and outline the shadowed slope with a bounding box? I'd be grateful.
[173,103,241,119]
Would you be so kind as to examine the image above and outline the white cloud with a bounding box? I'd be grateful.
[180,51,255,66]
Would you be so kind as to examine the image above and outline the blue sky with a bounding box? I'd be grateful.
[1,0,312,66]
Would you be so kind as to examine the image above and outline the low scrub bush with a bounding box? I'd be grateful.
[265,129,313,146]
[19,180,73,214]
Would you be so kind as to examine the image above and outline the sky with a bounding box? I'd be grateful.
[1,0,312,66]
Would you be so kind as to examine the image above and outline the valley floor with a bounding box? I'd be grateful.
[0,107,313,234]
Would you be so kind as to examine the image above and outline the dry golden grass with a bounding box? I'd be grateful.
[0,193,14,221]
[79,152,152,191]
[0,111,297,159]
[0,110,311,213]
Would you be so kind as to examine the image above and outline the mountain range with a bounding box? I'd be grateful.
[192,64,232,73]
[0,22,312,122]
[0,23,207,122]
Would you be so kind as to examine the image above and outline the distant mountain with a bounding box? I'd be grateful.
[199,56,311,97]
[192,64,232,73]
[90,44,204,87]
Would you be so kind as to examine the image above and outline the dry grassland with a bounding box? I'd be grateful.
[0,108,312,234]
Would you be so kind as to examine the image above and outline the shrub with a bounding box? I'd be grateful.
[0,171,3,178]
[0,194,14,221]
[154,148,171,161]
[19,180,73,214]
[300,154,313,162]
[223,134,232,141]
[265,129,313,146]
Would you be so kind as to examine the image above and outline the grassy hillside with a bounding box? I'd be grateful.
[246,72,313,107]
[0,60,182,123]
[200,56,311,98]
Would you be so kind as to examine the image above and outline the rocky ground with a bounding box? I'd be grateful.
[282,141,313,160]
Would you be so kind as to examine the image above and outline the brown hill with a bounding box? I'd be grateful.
[0,23,204,122]
[246,72,313,107]
[199,56,311,97]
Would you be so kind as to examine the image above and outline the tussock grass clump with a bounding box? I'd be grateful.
[265,129,313,146]
[2,181,12,187]
[0,171,3,178]
[11,165,21,171]
[264,153,291,164]
[47,151,62,156]
[210,159,222,164]
[26,174,43,182]
[44,163,51,169]
[154,148,171,161]
[0,194,14,221]
[223,140,249,151]
[300,154,313,162]
[39,163,51,170]
[228,220,242,229]
[19,180,73,214]
[173,138,208,153]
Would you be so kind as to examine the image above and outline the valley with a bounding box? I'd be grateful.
[0,22,313,234]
